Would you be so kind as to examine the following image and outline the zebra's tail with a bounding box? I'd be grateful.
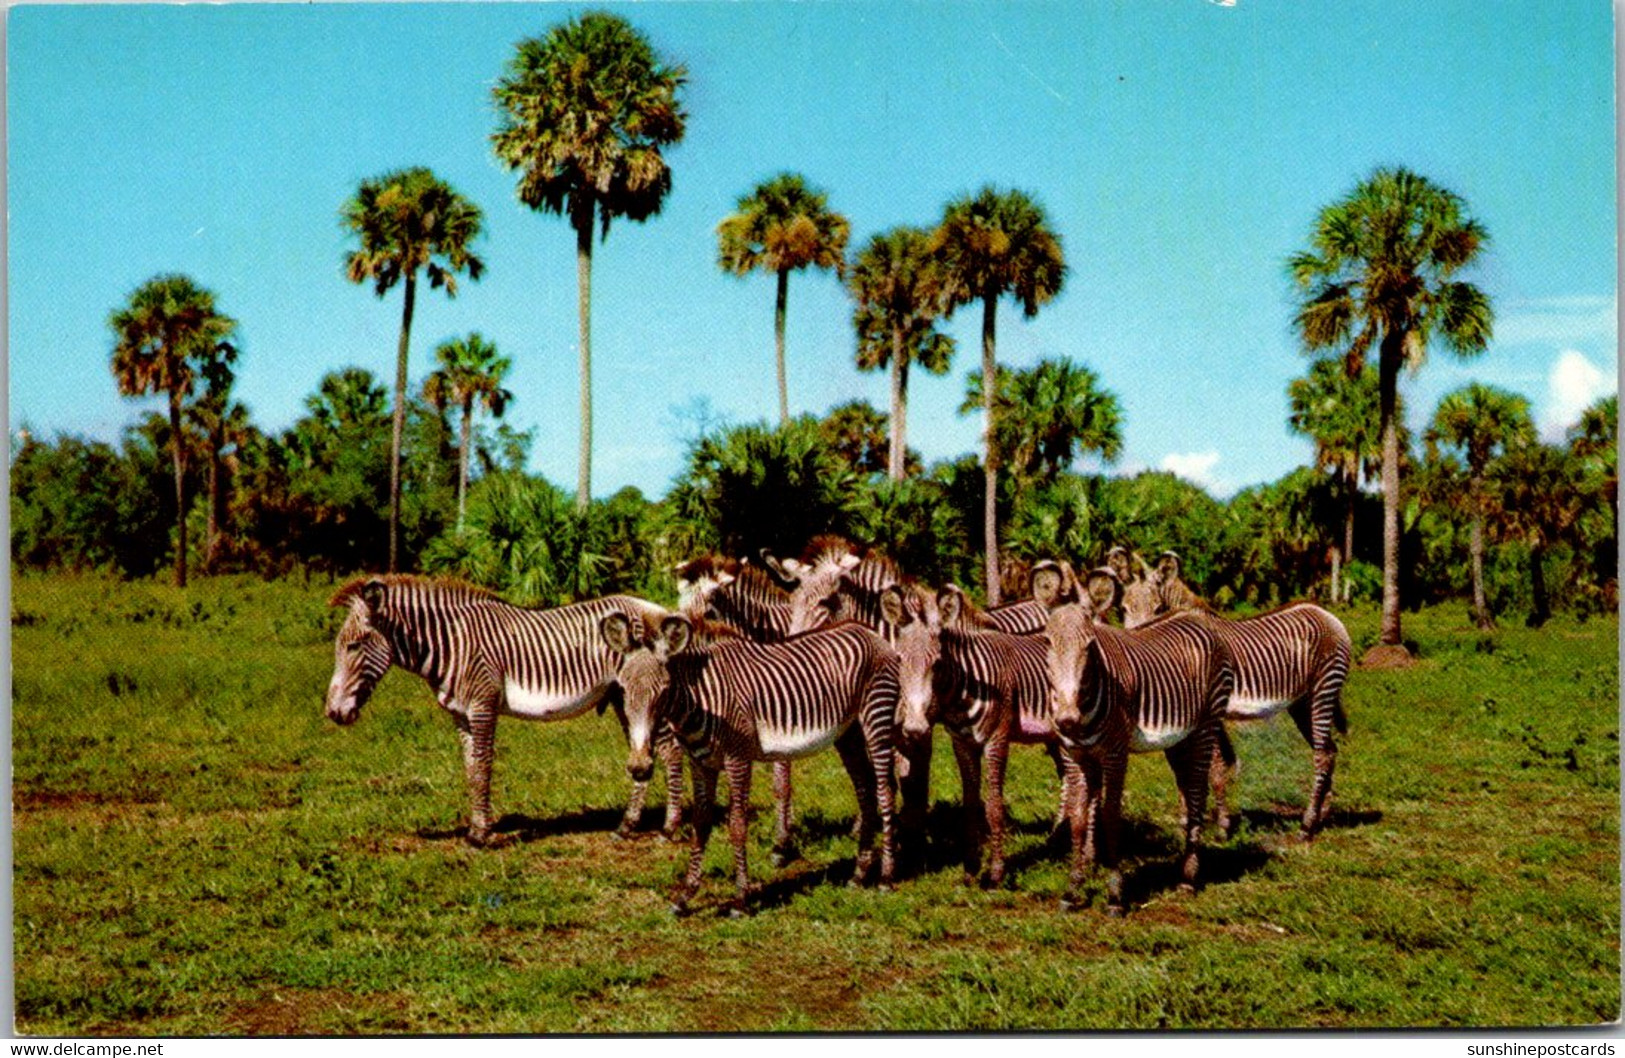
[1332,699,1348,735]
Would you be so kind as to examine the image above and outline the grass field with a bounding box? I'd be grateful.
[10,572,1620,1033]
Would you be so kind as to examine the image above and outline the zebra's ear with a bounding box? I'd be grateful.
[837,552,861,571]
[1136,552,1157,583]
[879,585,910,628]
[1085,569,1122,615]
[360,579,386,620]
[658,615,693,658]
[714,571,735,587]
[937,586,963,626]
[1032,561,1067,610]
[600,613,635,655]
[1156,550,1182,581]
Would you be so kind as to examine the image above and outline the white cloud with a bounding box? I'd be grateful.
[1542,349,1615,438]
[1160,450,1225,493]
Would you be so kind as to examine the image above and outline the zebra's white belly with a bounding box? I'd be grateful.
[1225,696,1290,721]
[1131,725,1191,752]
[758,721,847,760]
[502,680,597,721]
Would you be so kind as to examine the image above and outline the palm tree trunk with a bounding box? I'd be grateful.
[168,394,188,589]
[1343,469,1357,605]
[1378,335,1403,647]
[774,267,790,427]
[1469,474,1492,629]
[1329,544,1341,608]
[458,395,473,530]
[205,419,223,574]
[888,329,908,482]
[981,292,1001,606]
[1527,540,1550,628]
[575,200,594,514]
[389,273,416,573]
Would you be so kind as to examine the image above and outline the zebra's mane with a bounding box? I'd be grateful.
[329,574,500,609]
[674,553,741,582]
[798,533,858,565]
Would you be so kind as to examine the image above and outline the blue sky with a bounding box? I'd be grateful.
[8,0,1618,500]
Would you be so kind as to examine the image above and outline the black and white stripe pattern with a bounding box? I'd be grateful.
[604,614,900,916]
[1122,576,1351,837]
[884,585,1076,889]
[1033,560,1234,914]
[324,575,683,846]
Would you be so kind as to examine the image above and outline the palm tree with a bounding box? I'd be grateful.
[1490,442,1587,628]
[109,274,238,588]
[187,354,252,573]
[423,333,514,529]
[719,173,851,425]
[342,167,485,571]
[930,187,1066,604]
[1426,383,1535,629]
[961,357,1122,488]
[492,12,686,512]
[1287,359,1383,605]
[848,226,954,480]
[1289,168,1493,654]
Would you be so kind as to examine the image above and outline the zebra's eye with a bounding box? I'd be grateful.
[345,641,363,654]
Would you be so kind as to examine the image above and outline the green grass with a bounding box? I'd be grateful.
[11,573,1620,1032]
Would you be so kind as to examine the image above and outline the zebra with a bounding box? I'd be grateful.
[324,576,685,846]
[1033,560,1234,915]
[1119,552,1352,838]
[881,584,1081,890]
[600,612,900,917]
[674,553,803,867]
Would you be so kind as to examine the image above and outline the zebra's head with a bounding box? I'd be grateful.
[326,579,395,726]
[1033,561,1120,734]
[1119,552,1166,629]
[771,550,861,635]
[673,555,737,622]
[602,612,691,783]
[879,585,945,741]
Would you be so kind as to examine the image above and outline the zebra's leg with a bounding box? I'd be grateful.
[1045,742,1070,846]
[1165,725,1216,896]
[723,755,755,918]
[672,760,719,917]
[1061,751,1100,912]
[983,734,1013,888]
[1098,752,1130,915]
[950,734,985,884]
[770,761,799,867]
[834,726,882,886]
[455,704,499,848]
[1210,724,1238,840]
[658,726,688,842]
[1290,692,1340,839]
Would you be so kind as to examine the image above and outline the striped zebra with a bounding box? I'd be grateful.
[1033,560,1234,915]
[674,554,802,866]
[881,584,1080,889]
[1120,555,1352,838]
[600,613,900,917]
[324,576,685,846]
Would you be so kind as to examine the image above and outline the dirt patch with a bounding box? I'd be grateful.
[1360,644,1415,670]
[225,987,409,1035]
[13,788,165,814]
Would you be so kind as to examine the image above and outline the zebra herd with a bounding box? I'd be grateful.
[323,537,1351,917]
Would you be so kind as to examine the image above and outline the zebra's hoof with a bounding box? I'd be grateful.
[610,826,635,843]
[1106,904,1126,918]
[1177,882,1197,896]
[1059,894,1084,913]
[723,904,751,920]
[769,845,800,869]
[661,827,687,844]
[466,828,497,849]
[668,901,692,919]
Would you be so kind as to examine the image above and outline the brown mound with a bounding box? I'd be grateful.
[1360,643,1415,669]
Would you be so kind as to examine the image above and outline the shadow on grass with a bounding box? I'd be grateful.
[415,805,678,846]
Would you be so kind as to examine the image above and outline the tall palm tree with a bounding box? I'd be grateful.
[109,274,238,588]
[492,11,686,513]
[719,173,850,426]
[342,167,485,571]
[1289,168,1493,653]
[423,332,514,528]
[187,354,252,573]
[1490,441,1586,628]
[848,226,954,480]
[930,186,1066,603]
[1287,359,1383,604]
[961,357,1122,488]
[1426,383,1534,629]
